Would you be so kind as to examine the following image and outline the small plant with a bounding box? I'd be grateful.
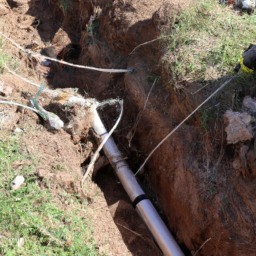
[207,186,217,194]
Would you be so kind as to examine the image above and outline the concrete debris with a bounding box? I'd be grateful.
[11,175,25,190]
[224,110,253,144]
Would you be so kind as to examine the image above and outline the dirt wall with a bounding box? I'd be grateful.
[6,0,256,255]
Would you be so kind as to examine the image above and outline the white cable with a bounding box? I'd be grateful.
[0,32,132,73]
[0,100,39,113]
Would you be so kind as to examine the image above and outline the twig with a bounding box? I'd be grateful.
[116,222,160,251]
[6,66,40,87]
[5,66,57,96]
[129,35,172,55]
[135,75,239,176]
[23,222,64,245]
[81,100,124,184]
[191,82,210,95]
[193,238,211,256]
[127,78,157,147]
[116,223,143,237]
[0,32,132,73]
[0,100,39,113]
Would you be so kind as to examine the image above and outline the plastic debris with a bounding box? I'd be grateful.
[11,175,25,190]
[41,59,51,66]
[224,110,253,144]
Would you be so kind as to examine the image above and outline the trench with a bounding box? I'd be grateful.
[22,1,192,255]
[5,0,256,255]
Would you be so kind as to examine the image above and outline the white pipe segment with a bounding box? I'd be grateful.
[92,110,184,256]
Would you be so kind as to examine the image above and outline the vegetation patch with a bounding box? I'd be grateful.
[0,133,100,255]
[168,0,256,83]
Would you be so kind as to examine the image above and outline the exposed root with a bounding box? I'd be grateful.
[135,75,239,176]
[81,99,123,185]
[127,78,157,147]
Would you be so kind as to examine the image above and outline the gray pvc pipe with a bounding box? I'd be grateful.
[92,110,184,256]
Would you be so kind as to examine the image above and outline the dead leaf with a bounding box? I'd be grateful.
[11,160,33,169]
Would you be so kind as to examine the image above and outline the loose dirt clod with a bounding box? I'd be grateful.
[224,110,253,144]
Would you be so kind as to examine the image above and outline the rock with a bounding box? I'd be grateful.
[11,175,25,190]
[14,127,23,133]
[243,96,256,112]
[18,237,24,247]
[224,110,253,144]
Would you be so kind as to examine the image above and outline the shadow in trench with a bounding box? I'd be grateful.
[93,165,163,256]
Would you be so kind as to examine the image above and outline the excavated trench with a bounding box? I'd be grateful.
[4,0,256,255]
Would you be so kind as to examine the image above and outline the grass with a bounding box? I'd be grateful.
[0,38,20,73]
[0,132,101,255]
[59,0,69,15]
[168,0,256,83]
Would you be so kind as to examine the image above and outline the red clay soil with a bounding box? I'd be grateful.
[2,0,256,255]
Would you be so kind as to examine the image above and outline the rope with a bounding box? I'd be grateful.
[0,32,132,73]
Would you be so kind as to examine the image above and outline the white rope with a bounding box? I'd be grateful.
[0,32,132,73]
[0,100,39,113]
[135,75,239,176]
